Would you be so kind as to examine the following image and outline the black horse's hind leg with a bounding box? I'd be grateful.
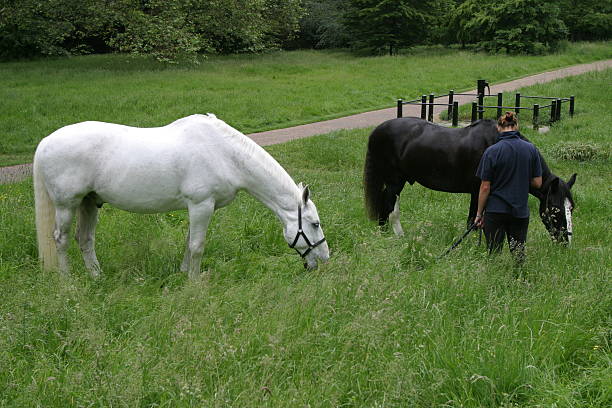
[379,180,405,226]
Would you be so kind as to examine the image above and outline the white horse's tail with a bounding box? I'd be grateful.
[33,158,58,270]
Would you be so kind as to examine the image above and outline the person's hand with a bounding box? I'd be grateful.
[474,214,484,229]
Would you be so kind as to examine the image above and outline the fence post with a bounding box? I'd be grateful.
[471,102,477,123]
[515,93,521,116]
[448,90,454,120]
[550,100,557,123]
[452,101,459,127]
[421,95,427,119]
[477,79,487,96]
[533,104,539,130]
[397,99,403,118]
[556,98,562,121]
[569,95,575,117]
[478,92,484,120]
[497,92,503,119]
[428,93,434,122]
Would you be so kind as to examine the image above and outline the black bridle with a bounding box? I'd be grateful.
[288,206,326,258]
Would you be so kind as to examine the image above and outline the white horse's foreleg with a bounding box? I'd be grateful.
[187,200,215,280]
[389,195,404,237]
[54,206,76,274]
[76,197,102,278]
[180,230,190,273]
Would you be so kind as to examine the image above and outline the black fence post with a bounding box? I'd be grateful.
[452,101,459,127]
[471,102,477,123]
[515,93,521,116]
[569,95,575,117]
[448,90,454,120]
[421,95,427,119]
[550,100,557,123]
[533,104,539,130]
[556,98,562,121]
[397,99,403,118]
[477,93,484,120]
[497,92,503,119]
[477,79,487,96]
[428,93,434,122]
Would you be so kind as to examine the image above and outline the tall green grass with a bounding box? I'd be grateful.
[0,69,610,407]
[1,42,611,166]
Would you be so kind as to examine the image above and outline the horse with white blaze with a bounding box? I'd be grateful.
[33,114,330,279]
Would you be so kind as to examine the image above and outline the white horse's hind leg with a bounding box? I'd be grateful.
[389,195,404,236]
[187,200,215,280]
[180,230,190,273]
[54,206,76,274]
[76,196,102,278]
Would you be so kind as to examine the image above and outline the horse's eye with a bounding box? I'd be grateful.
[312,222,320,229]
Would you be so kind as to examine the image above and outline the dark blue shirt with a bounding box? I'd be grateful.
[476,131,542,218]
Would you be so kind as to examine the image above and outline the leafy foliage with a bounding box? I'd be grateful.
[559,0,612,41]
[0,0,305,62]
[0,0,609,60]
[450,0,569,54]
[344,0,433,55]
[109,0,204,64]
[296,0,352,49]
[0,0,115,59]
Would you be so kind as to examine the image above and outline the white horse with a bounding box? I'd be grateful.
[33,114,330,279]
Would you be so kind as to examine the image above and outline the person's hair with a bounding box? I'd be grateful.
[497,111,518,129]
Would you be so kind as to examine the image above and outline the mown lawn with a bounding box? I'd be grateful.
[1,42,611,166]
[0,67,610,406]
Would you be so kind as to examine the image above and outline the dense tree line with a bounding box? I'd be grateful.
[1,0,609,61]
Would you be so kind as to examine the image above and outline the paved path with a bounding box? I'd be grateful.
[249,59,612,146]
[1,59,610,185]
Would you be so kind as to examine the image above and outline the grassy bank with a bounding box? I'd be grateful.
[1,42,611,166]
[0,67,610,406]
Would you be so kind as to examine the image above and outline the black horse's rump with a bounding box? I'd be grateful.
[363,117,577,242]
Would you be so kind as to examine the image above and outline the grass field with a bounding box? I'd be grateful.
[0,66,610,406]
[1,42,611,166]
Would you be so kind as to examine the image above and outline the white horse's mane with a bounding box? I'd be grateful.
[172,114,301,201]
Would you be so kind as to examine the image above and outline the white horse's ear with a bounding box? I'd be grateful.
[567,173,577,189]
[301,185,310,204]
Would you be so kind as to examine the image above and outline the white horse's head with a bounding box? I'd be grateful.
[285,184,330,269]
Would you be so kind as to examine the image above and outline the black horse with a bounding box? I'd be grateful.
[364,117,577,243]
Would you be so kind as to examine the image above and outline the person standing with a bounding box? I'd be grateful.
[474,112,542,263]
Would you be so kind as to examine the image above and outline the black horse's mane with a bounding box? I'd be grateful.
[465,119,496,128]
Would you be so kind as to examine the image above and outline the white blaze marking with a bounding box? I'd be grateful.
[564,198,573,244]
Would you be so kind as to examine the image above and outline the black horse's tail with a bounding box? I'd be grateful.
[363,141,387,222]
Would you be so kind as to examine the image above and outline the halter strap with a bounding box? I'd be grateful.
[288,205,326,258]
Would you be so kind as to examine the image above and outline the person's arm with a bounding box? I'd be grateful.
[530,176,542,189]
[475,180,490,228]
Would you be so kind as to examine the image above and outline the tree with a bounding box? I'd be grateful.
[296,0,351,49]
[344,0,431,55]
[450,0,568,54]
[109,0,204,63]
[0,0,116,59]
[559,0,612,41]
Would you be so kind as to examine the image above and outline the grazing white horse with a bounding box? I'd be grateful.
[33,114,330,279]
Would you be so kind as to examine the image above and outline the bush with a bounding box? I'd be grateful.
[548,142,608,161]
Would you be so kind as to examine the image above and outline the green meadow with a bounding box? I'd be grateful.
[1,42,611,166]
[0,61,610,406]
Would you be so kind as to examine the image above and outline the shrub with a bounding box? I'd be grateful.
[548,142,608,161]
